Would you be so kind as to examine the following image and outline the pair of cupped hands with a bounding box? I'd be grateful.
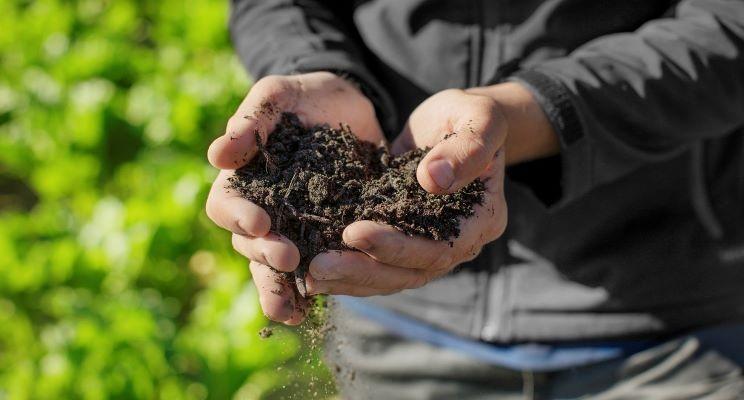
[207,72,509,324]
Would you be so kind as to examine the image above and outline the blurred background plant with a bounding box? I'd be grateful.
[0,0,333,398]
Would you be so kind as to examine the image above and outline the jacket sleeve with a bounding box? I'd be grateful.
[229,0,397,133]
[510,0,744,207]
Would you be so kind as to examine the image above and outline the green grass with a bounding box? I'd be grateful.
[0,1,333,398]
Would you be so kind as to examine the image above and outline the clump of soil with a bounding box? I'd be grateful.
[229,112,484,297]
[258,327,274,339]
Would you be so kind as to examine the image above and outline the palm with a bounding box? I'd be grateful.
[205,72,386,324]
[209,72,385,171]
[288,76,385,146]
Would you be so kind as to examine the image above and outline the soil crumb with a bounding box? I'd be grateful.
[258,327,274,339]
[229,112,484,296]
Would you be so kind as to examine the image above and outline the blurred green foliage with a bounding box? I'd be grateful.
[0,1,332,398]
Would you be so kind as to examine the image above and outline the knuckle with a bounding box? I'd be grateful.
[231,234,245,253]
[314,70,338,80]
[471,94,498,112]
[440,88,465,98]
[231,233,246,253]
[467,94,503,131]
[251,75,299,111]
[458,134,490,161]
[252,75,294,102]
[255,75,285,92]
[467,94,501,121]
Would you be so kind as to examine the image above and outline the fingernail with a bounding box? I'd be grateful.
[427,159,455,190]
[343,229,373,251]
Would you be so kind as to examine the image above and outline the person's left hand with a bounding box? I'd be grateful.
[305,89,508,296]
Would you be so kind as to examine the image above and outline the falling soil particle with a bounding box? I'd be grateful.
[258,327,274,339]
[229,112,485,297]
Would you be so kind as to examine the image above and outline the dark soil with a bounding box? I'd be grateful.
[229,112,484,297]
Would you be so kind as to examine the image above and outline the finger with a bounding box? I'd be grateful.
[417,96,507,194]
[390,122,415,155]
[282,302,308,326]
[456,149,508,246]
[208,76,299,169]
[289,72,388,146]
[250,261,305,323]
[307,251,429,295]
[232,233,301,272]
[342,151,507,271]
[306,271,416,297]
[206,170,271,236]
[342,221,451,270]
[306,279,391,297]
[280,280,309,326]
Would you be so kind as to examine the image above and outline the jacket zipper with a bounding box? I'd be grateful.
[468,0,484,88]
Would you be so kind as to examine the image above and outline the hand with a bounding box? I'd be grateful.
[305,88,509,296]
[205,72,386,324]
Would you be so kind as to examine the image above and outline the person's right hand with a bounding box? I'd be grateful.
[206,72,386,325]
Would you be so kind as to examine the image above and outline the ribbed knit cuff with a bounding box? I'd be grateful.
[510,70,583,146]
[508,70,593,209]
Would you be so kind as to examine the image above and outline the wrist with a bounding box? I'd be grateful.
[467,82,558,165]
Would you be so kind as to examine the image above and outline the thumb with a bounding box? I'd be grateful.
[207,76,297,170]
[416,105,506,194]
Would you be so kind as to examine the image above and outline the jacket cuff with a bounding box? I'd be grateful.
[283,51,399,137]
[509,70,593,208]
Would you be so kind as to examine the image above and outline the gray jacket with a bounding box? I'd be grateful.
[230,0,744,342]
